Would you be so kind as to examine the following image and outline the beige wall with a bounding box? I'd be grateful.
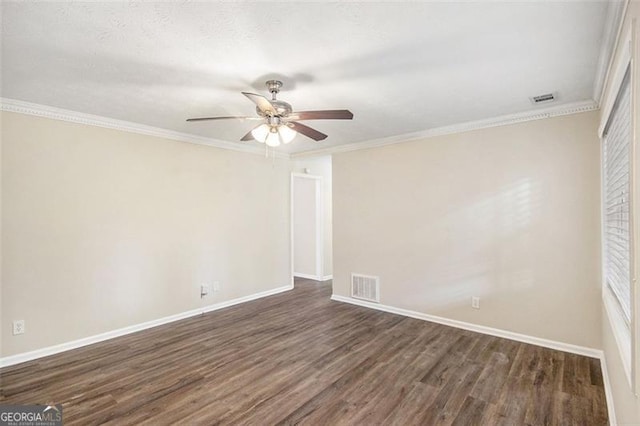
[293,156,332,278]
[599,2,640,424]
[333,111,601,349]
[1,111,291,357]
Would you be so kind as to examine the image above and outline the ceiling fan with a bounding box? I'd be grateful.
[186,80,353,147]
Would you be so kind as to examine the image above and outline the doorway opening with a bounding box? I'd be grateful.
[291,156,332,285]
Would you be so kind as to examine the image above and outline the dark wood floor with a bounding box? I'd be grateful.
[0,279,608,425]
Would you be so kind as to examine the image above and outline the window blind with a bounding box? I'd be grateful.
[603,67,632,322]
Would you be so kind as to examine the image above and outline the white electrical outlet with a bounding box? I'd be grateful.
[213,281,220,292]
[13,320,25,335]
[471,296,480,309]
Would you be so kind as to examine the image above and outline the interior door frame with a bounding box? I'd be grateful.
[291,173,324,283]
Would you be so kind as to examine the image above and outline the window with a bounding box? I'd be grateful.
[603,66,632,323]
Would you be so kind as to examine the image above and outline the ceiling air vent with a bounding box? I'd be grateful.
[351,273,380,303]
[529,92,557,105]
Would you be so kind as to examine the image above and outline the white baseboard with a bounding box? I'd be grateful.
[0,284,293,368]
[599,352,618,426]
[294,273,322,281]
[294,273,333,282]
[330,294,602,358]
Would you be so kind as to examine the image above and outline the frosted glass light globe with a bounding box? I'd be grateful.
[250,124,270,143]
[265,130,281,147]
[278,125,297,144]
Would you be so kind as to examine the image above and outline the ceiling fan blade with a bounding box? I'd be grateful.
[289,122,328,141]
[288,110,353,121]
[186,116,260,122]
[241,92,276,115]
[240,129,255,142]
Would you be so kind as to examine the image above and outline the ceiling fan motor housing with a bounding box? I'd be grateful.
[256,100,292,117]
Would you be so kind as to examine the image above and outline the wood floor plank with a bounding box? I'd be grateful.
[383,382,439,426]
[0,279,608,425]
[451,395,487,426]
[419,360,484,425]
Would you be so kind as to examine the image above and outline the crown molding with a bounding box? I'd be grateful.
[2,97,599,160]
[593,0,629,105]
[292,100,599,158]
[0,98,290,159]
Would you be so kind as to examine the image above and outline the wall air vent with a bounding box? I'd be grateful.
[351,273,380,303]
[530,92,557,105]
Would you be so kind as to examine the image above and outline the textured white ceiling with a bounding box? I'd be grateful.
[1,1,608,154]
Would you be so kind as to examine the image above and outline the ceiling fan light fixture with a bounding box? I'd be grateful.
[251,123,270,143]
[265,128,281,147]
[252,123,296,146]
[278,125,296,144]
